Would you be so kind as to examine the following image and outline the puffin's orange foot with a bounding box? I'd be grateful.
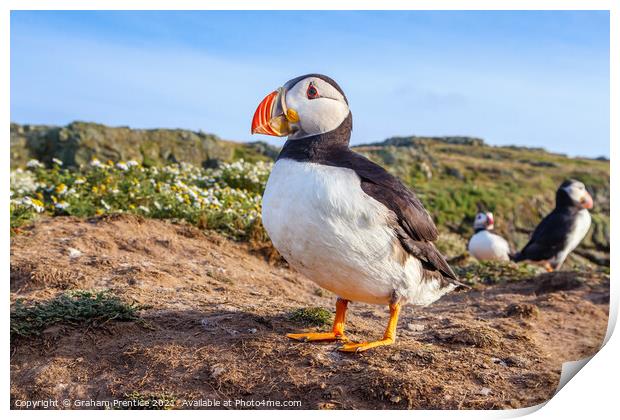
[338,338,394,353]
[287,332,348,342]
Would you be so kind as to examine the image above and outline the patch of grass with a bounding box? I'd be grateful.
[119,392,176,410]
[455,261,540,285]
[289,307,332,327]
[10,202,38,234]
[11,290,142,338]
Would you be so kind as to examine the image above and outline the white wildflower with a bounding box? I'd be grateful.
[26,159,44,169]
[90,158,104,168]
[10,170,40,194]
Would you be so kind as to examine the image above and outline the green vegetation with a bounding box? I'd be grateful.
[454,261,540,286]
[10,201,38,233]
[11,290,142,338]
[290,307,332,327]
[10,158,270,241]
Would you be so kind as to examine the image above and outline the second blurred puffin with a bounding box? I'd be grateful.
[468,212,512,262]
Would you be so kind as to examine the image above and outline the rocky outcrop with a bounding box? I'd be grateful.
[10,122,277,168]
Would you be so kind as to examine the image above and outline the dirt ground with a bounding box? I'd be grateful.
[10,215,609,410]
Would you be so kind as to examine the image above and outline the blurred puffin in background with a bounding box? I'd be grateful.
[513,179,593,271]
[468,211,512,261]
[251,74,463,352]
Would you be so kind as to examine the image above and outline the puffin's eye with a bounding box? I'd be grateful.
[306,83,319,99]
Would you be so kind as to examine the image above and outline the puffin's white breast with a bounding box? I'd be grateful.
[556,209,591,264]
[261,158,452,306]
[468,230,511,261]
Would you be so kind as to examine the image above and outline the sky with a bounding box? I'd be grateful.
[10,11,610,157]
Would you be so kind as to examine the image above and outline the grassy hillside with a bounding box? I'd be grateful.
[10,122,609,267]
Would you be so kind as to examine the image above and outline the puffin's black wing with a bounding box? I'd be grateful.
[344,152,459,283]
[514,209,572,262]
[346,153,438,241]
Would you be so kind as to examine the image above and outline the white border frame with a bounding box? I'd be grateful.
[2,1,616,419]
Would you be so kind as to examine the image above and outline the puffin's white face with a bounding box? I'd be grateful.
[562,181,594,209]
[473,212,494,230]
[251,74,350,139]
[284,76,349,139]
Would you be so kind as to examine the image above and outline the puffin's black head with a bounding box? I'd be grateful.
[251,74,350,139]
[556,179,594,210]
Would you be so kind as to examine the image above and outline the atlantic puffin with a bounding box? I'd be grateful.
[251,74,462,352]
[513,179,593,271]
[468,212,512,261]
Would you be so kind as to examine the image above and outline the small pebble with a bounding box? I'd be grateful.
[390,395,401,403]
[248,328,257,334]
[478,387,492,396]
[211,366,225,378]
[407,323,425,332]
[67,247,82,258]
[491,357,508,367]
[390,353,402,362]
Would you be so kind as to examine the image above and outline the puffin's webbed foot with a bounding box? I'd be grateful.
[339,338,394,352]
[338,302,401,353]
[287,298,349,343]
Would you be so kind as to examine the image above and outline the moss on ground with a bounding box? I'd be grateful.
[11,290,142,338]
[289,307,332,327]
[455,261,541,285]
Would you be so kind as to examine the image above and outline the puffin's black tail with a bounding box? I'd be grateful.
[510,252,523,262]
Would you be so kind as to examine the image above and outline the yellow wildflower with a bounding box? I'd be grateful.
[55,183,67,194]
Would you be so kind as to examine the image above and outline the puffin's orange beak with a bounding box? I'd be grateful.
[580,192,594,209]
[251,88,297,137]
[251,90,280,136]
